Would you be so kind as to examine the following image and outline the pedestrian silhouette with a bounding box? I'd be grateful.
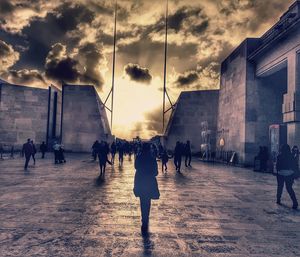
[160,148,171,173]
[92,140,99,161]
[118,143,124,165]
[276,144,298,209]
[134,143,160,234]
[184,140,192,167]
[111,141,117,164]
[31,140,36,165]
[97,141,110,178]
[22,139,33,170]
[40,141,47,159]
[174,141,184,172]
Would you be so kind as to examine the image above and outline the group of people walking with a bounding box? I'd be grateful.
[19,137,299,236]
[22,139,66,170]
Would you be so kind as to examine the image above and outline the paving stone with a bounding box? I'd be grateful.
[0,154,300,256]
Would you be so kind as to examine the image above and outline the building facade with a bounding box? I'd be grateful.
[0,80,111,152]
[218,0,300,165]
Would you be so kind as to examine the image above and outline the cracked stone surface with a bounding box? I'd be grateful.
[0,154,300,256]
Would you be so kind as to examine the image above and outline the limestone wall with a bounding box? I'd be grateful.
[0,83,48,149]
[164,90,219,153]
[61,85,111,152]
[217,40,248,163]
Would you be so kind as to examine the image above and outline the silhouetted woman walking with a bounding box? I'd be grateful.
[276,144,298,209]
[134,143,160,234]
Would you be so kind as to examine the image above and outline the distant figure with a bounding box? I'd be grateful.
[31,140,37,165]
[292,145,299,170]
[97,141,110,177]
[174,141,184,172]
[40,141,47,159]
[53,142,60,164]
[184,140,192,167]
[160,149,170,173]
[118,144,124,165]
[111,142,117,164]
[59,144,66,163]
[22,139,33,170]
[256,146,268,172]
[276,144,298,209]
[134,143,160,234]
[92,140,99,161]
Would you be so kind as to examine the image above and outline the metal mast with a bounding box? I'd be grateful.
[162,0,175,133]
[103,0,117,132]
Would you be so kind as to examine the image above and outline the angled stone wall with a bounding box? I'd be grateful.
[164,90,219,153]
[61,84,111,152]
[0,82,48,149]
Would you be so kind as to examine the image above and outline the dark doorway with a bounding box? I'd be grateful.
[52,92,58,138]
[257,64,288,149]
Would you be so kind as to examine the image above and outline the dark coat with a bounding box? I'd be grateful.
[22,142,33,157]
[276,153,297,171]
[133,153,160,199]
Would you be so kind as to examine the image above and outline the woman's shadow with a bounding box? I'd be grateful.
[142,232,154,256]
[95,176,105,187]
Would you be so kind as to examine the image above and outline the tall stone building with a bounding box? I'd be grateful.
[165,1,300,165]
[218,0,300,165]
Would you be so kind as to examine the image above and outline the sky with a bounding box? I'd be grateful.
[0,0,295,139]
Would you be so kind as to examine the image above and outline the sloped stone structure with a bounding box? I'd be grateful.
[0,80,111,152]
[61,84,111,152]
[164,90,219,153]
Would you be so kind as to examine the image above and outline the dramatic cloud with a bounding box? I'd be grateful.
[124,63,152,84]
[0,0,296,138]
[45,42,105,88]
[175,71,199,87]
[173,62,220,89]
[0,40,19,72]
[1,69,47,87]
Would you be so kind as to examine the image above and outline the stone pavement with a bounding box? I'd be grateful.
[0,154,300,257]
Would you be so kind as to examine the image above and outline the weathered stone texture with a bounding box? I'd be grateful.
[217,40,248,163]
[165,90,219,153]
[61,85,111,152]
[0,83,48,149]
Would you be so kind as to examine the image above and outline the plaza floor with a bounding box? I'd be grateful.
[0,153,300,257]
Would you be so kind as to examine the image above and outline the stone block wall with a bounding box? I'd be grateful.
[0,83,48,149]
[217,40,248,163]
[61,85,111,152]
[164,90,219,153]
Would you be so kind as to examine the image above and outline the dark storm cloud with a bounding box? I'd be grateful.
[45,42,105,88]
[1,69,47,86]
[124,63,152,84]
[0,0,14,14]
[16,3,95,70]
[175,71,198,87]
[77,42,105,88]
[192,20,209,34]
[168,6,203,32]
[45,57,80,82]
